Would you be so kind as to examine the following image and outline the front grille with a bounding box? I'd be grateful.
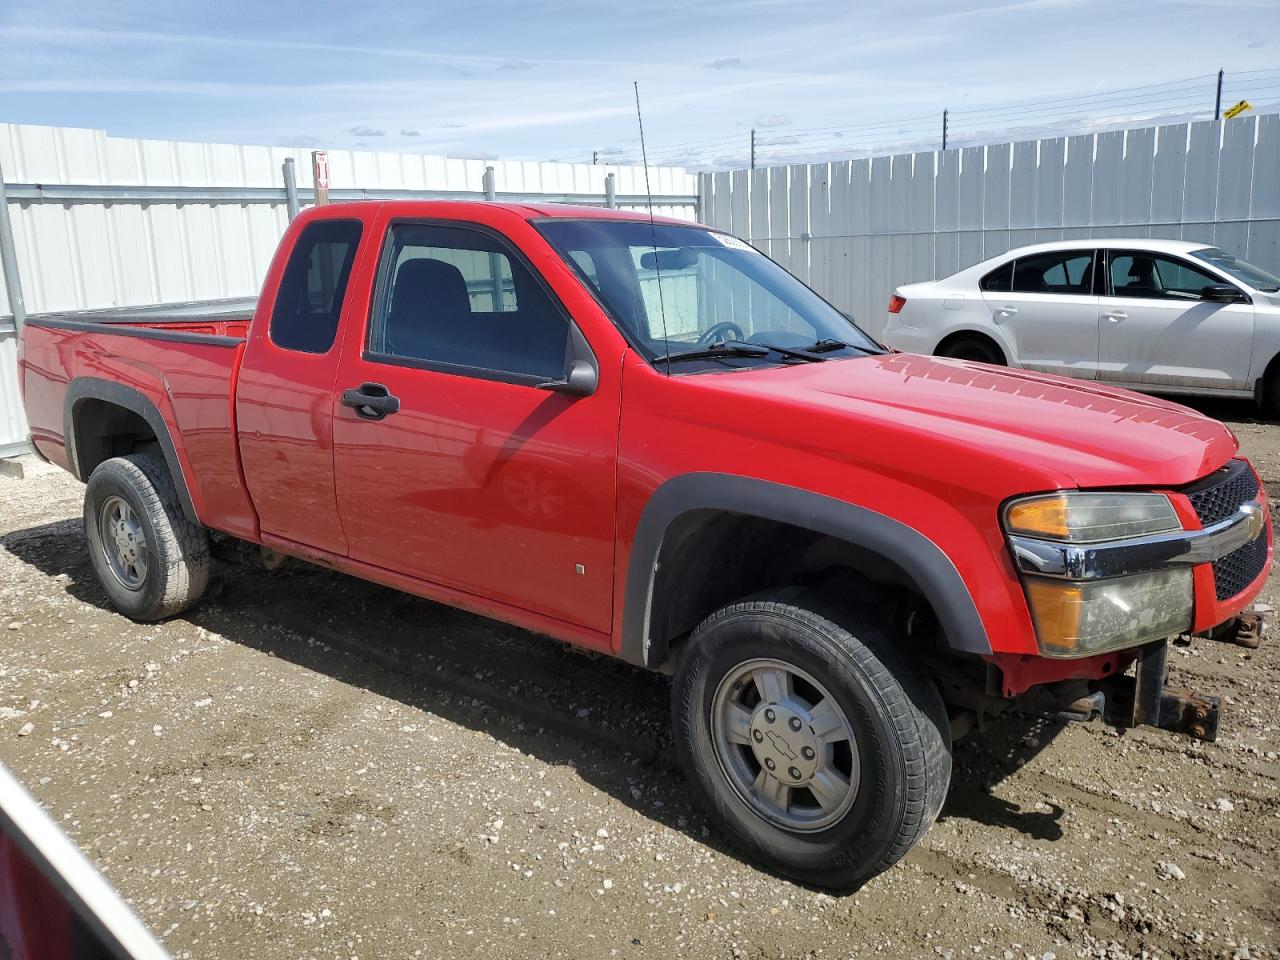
[1213,532,1269,600]
[1185,459,1259,527]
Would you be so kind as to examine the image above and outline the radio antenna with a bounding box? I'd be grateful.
[634,81,671,374]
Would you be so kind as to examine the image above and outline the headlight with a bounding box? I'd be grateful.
[1005,492,1181,543]
[1022,568,1193,657]
[1005,491,1192,657]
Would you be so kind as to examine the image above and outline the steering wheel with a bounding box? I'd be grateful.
[698,321,746,346]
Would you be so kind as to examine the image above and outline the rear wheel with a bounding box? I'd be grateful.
[672,589,952,888]
[83,454,210,621]
[937,334,1004,365]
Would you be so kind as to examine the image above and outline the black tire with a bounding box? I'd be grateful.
[672,588,951,889]
[1263,364,1280,419]
[938,335,1004,365]
[83,454,210,621]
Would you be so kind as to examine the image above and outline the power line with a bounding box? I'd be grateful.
[946,73,1220,118]
[543,68,1280,169]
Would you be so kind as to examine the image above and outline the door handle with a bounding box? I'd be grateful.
[1103,311,1127,322]
[341,382,400,420]
[995,305,1018,317]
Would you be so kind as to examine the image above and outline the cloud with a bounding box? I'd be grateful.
[705,57,742,70]
[756,113,790,127]
[350,125,385,136]
[1247,36,1265,48]
[497,59,534,71]
[279,135,321,147]
[401,128,420,136]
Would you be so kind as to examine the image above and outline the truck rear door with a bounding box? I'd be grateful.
[236,216,369,556]
[329,212,621,635]
[980,248,1100,379]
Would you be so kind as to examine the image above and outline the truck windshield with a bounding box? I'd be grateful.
[536,219,882,368]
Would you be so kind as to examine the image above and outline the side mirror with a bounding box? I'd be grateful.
[537,359,598,397]
[1202,284,1244,303]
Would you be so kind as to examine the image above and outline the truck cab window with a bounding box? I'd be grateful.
[269,219,362,353]
[368,223,570,381]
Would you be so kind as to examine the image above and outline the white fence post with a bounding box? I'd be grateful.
[0,160,26,333]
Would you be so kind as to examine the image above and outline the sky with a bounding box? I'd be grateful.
[0,0,1276,169]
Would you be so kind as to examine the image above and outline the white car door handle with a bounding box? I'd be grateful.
[1103,311,1127,322]
[995,306,1018,316]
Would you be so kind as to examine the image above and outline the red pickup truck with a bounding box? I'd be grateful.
[17,201,1271,887]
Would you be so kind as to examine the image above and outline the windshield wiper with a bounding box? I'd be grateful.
[664,341,835,365]
[804,338,881,355]
[663,343,772,364]
[749,341,827,362]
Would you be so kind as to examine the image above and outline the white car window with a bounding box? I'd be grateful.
[1010,251,1094,294]
[981,251,1094,295]
[1109,253,1222,301]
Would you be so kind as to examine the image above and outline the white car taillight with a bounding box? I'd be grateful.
[888,294,906,314]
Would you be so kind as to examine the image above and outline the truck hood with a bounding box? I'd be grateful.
[712,352,1237,489]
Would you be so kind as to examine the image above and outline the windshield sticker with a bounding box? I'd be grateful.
[711,233,756,253]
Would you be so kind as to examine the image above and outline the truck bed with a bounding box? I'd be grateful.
[24,297,256,341]
[20,298,259,540]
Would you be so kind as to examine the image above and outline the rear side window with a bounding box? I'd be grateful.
[980,262,1012,292]
[270,220,363,354]
[1009,250,1094,294]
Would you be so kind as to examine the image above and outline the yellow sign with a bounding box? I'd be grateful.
[1224,100,1252,120]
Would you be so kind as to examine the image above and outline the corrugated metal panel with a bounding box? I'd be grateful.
[0,122,699,318]
[698,114,1278,339]
[0,123,699,453]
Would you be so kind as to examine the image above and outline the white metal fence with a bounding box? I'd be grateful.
[0,123,700,456]
[698,114,1280,340]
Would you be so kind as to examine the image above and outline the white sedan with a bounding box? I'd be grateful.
[881,239,1280,408]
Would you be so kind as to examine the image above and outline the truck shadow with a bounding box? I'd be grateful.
[4,518,1070,888]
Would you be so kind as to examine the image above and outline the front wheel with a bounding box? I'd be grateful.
[672,589,951,888]
[83,454,210,622]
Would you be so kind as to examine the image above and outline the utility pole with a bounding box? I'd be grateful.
[1214,69,1224,121]
[750,128,756,170]
[942,109,949,151]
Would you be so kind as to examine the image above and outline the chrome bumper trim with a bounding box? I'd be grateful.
[1010,500,1265,580]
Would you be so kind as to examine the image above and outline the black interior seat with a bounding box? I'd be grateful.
[386,258,478,364]
[1012,261,1050,293]
[1117,256,1160,298]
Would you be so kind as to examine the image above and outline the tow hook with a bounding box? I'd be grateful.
[1044,640,1222,742]
[1205,610,1265,649]
[1126,640,1220,742]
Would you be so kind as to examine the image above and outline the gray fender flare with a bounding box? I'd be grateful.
[619,473,992,668]
[64,377,201,524]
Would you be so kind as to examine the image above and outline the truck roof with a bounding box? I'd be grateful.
[312,199,694,226]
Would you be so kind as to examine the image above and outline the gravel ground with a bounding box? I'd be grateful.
[1,396,1277,960]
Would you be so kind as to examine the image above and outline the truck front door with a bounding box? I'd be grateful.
[331,216,620,636]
